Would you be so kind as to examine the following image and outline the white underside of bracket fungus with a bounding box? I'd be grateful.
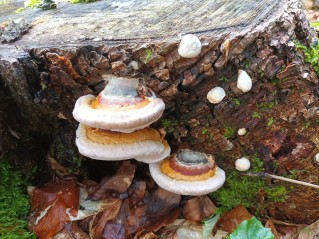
[207,86,226,104]
[73,95,165,133]
[235,157,251,171]
[76,124,170,163]
[149,163,225,196]
[237,70,252,93]
[178,34,202,58]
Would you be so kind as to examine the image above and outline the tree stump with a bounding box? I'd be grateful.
[0,0,318,224]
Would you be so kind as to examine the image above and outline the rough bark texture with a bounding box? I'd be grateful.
[0,0,319,224]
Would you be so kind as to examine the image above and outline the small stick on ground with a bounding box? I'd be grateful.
[245,172,319,190]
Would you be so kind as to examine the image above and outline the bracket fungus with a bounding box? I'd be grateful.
[178,34,202,58]
[237,70,252,93]
[207,86,226,104]
[149,149,226,196]
[73,75,165,133]
[73,75,170,163]
[76,124,170,163]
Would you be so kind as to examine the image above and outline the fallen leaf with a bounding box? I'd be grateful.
[228,217,274,239]
[183,196,216,222]
[52,222,89,239]
[90,161,136,200]
[29,181,79,239]
[202,212,221,239]
[297,219,319,239]
[89,198,123,239]
[140,187,181,234]
[217,205,253,233]
[265,219,280,239]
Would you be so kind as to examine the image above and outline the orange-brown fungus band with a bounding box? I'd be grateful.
[85,126,161,144]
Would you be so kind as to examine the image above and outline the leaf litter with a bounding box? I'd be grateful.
[28,160,319,239]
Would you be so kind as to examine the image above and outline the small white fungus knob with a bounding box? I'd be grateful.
[235,157,251,171]
[207,87,226,104]
[314,153,319,163]
[237,70,252,93]
[238,128,247,136]
[178,34,202,58]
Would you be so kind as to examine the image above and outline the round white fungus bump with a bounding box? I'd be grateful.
[235,157,251,171]
[237,70,252,93]
[314,153,319,163]
[207,87,226,104]
[237,128,247,136]
[178,34,202,58]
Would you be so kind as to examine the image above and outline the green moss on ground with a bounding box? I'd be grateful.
[0,160,35,239]
[211,155,288,213]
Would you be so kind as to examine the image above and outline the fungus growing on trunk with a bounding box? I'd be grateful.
[237,70,252,93]
[73,75,170,162]
[76,124,170,163]
[178,34,202,58]
[207,86,226,104]
[149,149,225,195]
[73,75,165,133]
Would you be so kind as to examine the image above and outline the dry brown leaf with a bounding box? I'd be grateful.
[90,161,136,200]
[52,222,89,239]
[182,196,216,222]
[90,198,123,239]
[297,219,319,239]
[29,181,79,239]
[217,205,253,233]
[265,218,280,239]
[139,187,181,234]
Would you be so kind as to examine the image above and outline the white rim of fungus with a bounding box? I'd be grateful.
[314,153,319,163]
[207,86,226,104]
[76,124,170,163]
[235,157,251,171]
[149,163,226,196]
[178,34,202,58]
[237,69,252,93]
[73,95,165,133]
[237,128,247,136]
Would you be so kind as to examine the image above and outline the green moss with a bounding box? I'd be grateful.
[161,118,178,134]
[211,156,265,211]
[295,41,319,76]
[212,171,265,211]
[218,77,230,83]
[232,98,241,106]
[252,111,261,119]
[223,126,234,139]
[267,117,274,126]
[265,186,288,203]
[0,160,35,239]
[256,100,277,112]
[145,49,153,63]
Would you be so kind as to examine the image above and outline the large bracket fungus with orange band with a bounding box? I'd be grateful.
[73,75,165,133]
[76,124,170,163]
[149,149,225,195]
[73,75,170,162]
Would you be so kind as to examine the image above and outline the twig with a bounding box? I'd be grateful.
[245,172,319,189]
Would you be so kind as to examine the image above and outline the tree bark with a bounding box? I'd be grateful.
[0,0,318,224]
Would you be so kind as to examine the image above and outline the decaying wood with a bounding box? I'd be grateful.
[0,0,319,224]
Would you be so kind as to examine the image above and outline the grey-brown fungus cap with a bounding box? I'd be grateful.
[149,149,225,195]
[73,75,165,133]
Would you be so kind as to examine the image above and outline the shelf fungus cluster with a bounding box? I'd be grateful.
[149,149,226,195]
[73,75,225,196]
[73,75,170,163]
